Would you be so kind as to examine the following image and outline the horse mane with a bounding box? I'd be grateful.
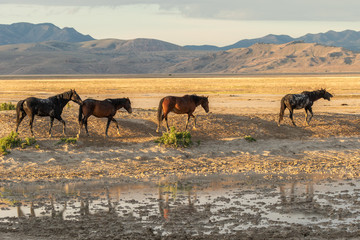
[106,98,129,106]
[50,90,72,100]
[301,89,326,101]
[187,94,205,105]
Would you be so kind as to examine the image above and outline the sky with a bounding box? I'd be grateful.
[0,0,359,46]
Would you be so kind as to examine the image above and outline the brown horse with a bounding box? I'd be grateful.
[77,98,132,137]
[156,94,209,132]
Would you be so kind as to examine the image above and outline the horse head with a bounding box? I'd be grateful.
[321,89,333,101]
[70,89,83,105]
[201,96,209,113]
[124,97,133,113]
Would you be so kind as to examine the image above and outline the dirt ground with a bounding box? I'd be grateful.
[1,75,360,239]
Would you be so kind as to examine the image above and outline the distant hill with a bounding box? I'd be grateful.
[185,30,360,52]
[170,42,360,74]
[0,40,359,74]
[0,22,94,45]
[0,39,204,74]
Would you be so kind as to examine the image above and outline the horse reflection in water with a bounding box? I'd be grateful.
[279,181,314,206]
[80,187,115,216]
[14,196,67,219]
[158,181,199,221]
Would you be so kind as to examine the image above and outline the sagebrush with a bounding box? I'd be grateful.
[155,127,193,148]
[0,132,38,155]
[57,137,77,145]
[0,102,15,111]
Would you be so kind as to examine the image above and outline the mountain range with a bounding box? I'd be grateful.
[0,22,360,74]
[185,30,360,52]
[0,22,94,45]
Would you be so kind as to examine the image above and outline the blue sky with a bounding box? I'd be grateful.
[0,0,359,46]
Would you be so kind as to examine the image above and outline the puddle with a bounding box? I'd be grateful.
[1,175,360,236]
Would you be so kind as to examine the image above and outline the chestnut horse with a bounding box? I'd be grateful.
[15,89,83,137]
[278,89,333,126]
[77,98,132,137]
[156,94,209,132]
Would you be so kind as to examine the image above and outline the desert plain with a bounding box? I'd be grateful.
[1,74,360,239]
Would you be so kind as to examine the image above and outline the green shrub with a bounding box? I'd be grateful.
[0,132,22,155]
[57,137,77,145]
[244,135,256,142]
[0,131,22,149]
[21,137,36,149]
[155,127,193,148]
[0,102,16,111]
[0,145,10,155]
[0,132,39,155]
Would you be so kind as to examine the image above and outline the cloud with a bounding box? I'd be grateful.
[1,0,360,21]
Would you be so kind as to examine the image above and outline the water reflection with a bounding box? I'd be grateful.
[279,181,314,205]
[158,180,198,221]
[1,176,360,235]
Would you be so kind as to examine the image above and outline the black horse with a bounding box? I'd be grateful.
[15,89,83,136]
[278,89,333,126]
[77,98,132,137]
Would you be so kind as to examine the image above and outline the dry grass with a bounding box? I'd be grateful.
[1,75,360,99]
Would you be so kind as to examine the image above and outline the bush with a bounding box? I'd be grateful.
[0,132,39,155]
[0,132,23,155]
[244,135,256,142]
[0,102,16,111]
[21,137,37,149]
[57,137,77,145]
[155,127,193,148]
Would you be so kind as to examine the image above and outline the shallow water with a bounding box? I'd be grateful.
[1,175,360,236]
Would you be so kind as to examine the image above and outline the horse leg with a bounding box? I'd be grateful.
[49,117,54,137]
[105,117,112,137]
[185,115,191,130]
[165,115,170,131]
[29,114,35,137]
[289,109,297,127]
[304,108,310,126]
[77,115,85,138]
[56,116,66,136]
[84,117,90,136]
[77,120,82,138]
[307,107,314,125]
[191,114,197,129]
[111,118,121,136]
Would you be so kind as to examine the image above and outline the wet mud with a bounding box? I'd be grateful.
[1,175,360,239]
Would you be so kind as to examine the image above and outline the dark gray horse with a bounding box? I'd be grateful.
[15,89,83,136]
[278,89,333,126]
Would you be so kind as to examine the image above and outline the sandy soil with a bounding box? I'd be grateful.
[1,76,360,239]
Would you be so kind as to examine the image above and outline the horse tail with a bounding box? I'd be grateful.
[278,97,286,126]
[15,100,26,132]
[156,98,165,132]
[16,100,25,122]
[78,104,83,124]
